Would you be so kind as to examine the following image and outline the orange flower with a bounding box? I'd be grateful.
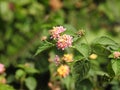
[57,65,70,78]
[62,54,73,62]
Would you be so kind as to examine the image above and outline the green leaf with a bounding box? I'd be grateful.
[92,44,110,57]
[0,84,15,90]
[73,43,90,58]
[61,76,74,90]
[18,65,39,74]
[15,0,33,6]
[63,24,76,36]
[72,60,90,81]
[15,69,26,80]
[74,50,84,60]
[92,36,119,50]
[24,67,39,74]
[111,60,120,75]
[35,40,54,55]
[75,79,93,90]
[25,77,37,90]
[35,54,49,73]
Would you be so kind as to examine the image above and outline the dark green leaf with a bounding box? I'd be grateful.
[107,62,115,77]
[92,44,110,57]
[75,79,93,90]
[72,60,90,81]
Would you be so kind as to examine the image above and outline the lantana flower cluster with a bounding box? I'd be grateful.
[49,26,73,50]
[57,65,70,78]
[54,54,73,78]
[49,26,74,78]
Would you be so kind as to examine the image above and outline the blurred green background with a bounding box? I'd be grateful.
[0,0,120,90]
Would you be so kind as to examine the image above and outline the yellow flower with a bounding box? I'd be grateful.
[62,54,73,62]
[89,54,98,60]
[57,65,70,78]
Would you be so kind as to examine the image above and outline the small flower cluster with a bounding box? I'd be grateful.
[50,26,66,39]
[113,51,120,59]
[54,54,73,78]
[49,26,73,50]
[62,54,73,62]
[57,65,70,78]
[57,34,73,50]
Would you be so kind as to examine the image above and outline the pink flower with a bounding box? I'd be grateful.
[113,51,120,58]
[0,63,5,74]
[54,55,60,66]
[56,34,73,50]
[49,26,66,39]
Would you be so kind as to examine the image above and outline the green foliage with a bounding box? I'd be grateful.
[15,69,26,80]
[111,59,120,76]
[92,36,119,49]
[92,36,119,60]
[107,62,115,77]
[72,60,90,81]
[17,64,39,74]
[72,60,90,90]
[35,40,55,55]
[75,79,93,90]
[98,0,120,22]
[25,77,37,90]
[0,84,15,90]
[63,24,77,36]
[0,0,120,90]
[73,43,90,58]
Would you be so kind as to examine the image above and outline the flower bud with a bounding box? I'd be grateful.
[89,54,98,60]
